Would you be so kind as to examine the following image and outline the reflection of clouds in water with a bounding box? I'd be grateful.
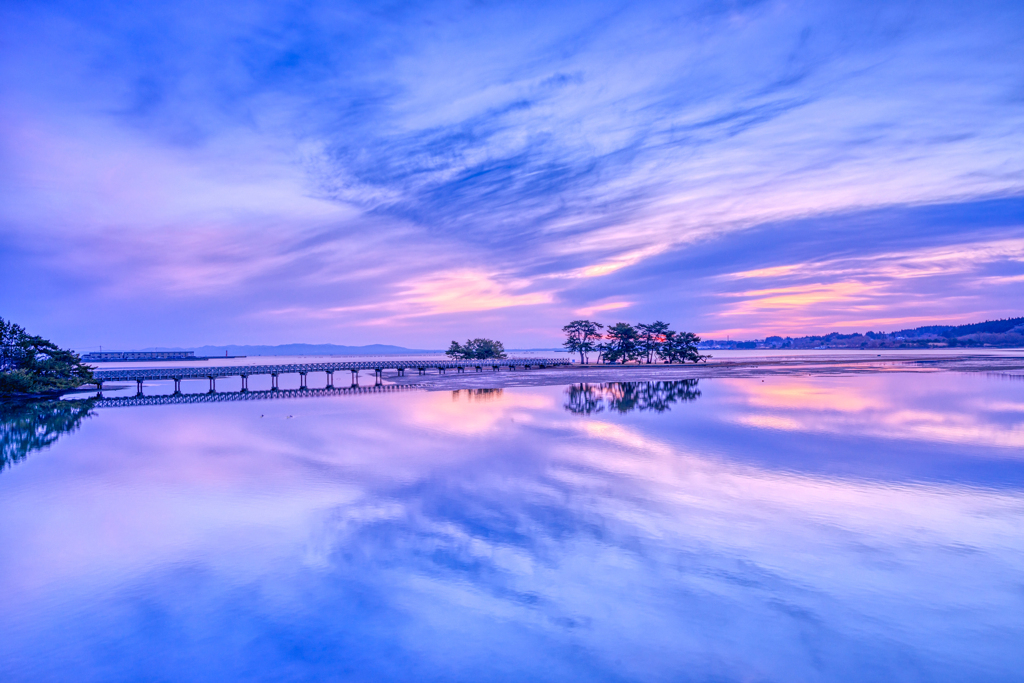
[2,375,1023,680]
[404,387,554,434]
[301,396,1024,679]
[728,375,1024,450]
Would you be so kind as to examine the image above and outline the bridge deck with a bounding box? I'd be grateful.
[93,358,568,381]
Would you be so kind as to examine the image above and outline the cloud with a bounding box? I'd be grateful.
[1,0,1022,346]
[573,301,634,318]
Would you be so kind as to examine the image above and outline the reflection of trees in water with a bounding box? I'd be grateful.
[451,388,504,402]
[1,399,96,472]
[564,381,701,415]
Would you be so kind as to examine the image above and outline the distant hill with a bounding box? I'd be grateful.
[891,317,1024,338]
[701,316,1024,350]
[142,343,441,356]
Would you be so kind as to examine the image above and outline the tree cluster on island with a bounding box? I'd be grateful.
[1,318,94,396]
[445,338,508,360]
[561,320,709,364]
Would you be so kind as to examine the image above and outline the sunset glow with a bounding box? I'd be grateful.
[1,0,1021,347]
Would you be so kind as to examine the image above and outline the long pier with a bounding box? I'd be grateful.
[91,358,569,395]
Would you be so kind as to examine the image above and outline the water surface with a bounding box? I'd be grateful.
[1,372,1022,681]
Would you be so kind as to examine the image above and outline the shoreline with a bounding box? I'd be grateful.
[388,352,1024,390]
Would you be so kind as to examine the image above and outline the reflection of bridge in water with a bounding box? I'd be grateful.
[93,358,569,395]
[93,384,422,408]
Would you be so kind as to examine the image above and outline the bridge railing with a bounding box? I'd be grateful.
[93,357,569,381]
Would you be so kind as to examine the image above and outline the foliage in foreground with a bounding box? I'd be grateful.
[445,338,508,360]
[562,319,708,364]
[1,398,96,472]
[0,317,94,394]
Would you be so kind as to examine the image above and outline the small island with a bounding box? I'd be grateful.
[561,320,707,364]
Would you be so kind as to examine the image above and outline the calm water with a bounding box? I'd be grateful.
[1,372,1022,682]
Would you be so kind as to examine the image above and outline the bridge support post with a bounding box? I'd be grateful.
[300,372,307,389]
[457,366,464,373]
[173,378,181,394]
[272,374,279,390]
[209,377,216,393]
[240,375,248,391]
[374,368,383,382]
[326,371,334,388]
[418,367,425,375]
[475,366,482,372]
[397,368,404,376]
[351,369,359,385]
[439,367,445,374]
[136,379,144,396]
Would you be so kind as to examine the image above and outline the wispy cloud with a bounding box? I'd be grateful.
[1,0,1022,346]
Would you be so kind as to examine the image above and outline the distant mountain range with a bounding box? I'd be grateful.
[701,316,1024,350]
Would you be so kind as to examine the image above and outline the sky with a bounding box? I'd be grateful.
[1,0,1022,350]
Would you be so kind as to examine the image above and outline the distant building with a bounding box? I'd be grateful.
[82,351,196,362]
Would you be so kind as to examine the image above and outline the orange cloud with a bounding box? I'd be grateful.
[265,268,554,325]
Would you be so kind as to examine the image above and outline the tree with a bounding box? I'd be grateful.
[445,341,465,359]
[660,330,708,364]
[561,320,604,364]
[636,321,670,363]
[601,323,640,364]
[0,317,94,395]
[445,338,507,360]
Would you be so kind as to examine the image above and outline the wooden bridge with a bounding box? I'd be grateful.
[91,358,569,395]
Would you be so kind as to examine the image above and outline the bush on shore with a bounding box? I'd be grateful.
[0,318,94,395]
[445,338,507,360]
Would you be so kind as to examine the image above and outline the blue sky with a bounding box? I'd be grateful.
[1,0,1022,349]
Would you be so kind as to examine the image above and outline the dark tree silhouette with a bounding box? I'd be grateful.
[600,323,640,363]
[445,338,507,360]
[562,320,604,363]
[660,331,708,363]
[1,317,94,395]
[560,319,709,364]
[636,321,670,363]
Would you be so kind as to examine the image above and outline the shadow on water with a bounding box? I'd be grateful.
[564,380,701,415]
[1,399,96,472]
